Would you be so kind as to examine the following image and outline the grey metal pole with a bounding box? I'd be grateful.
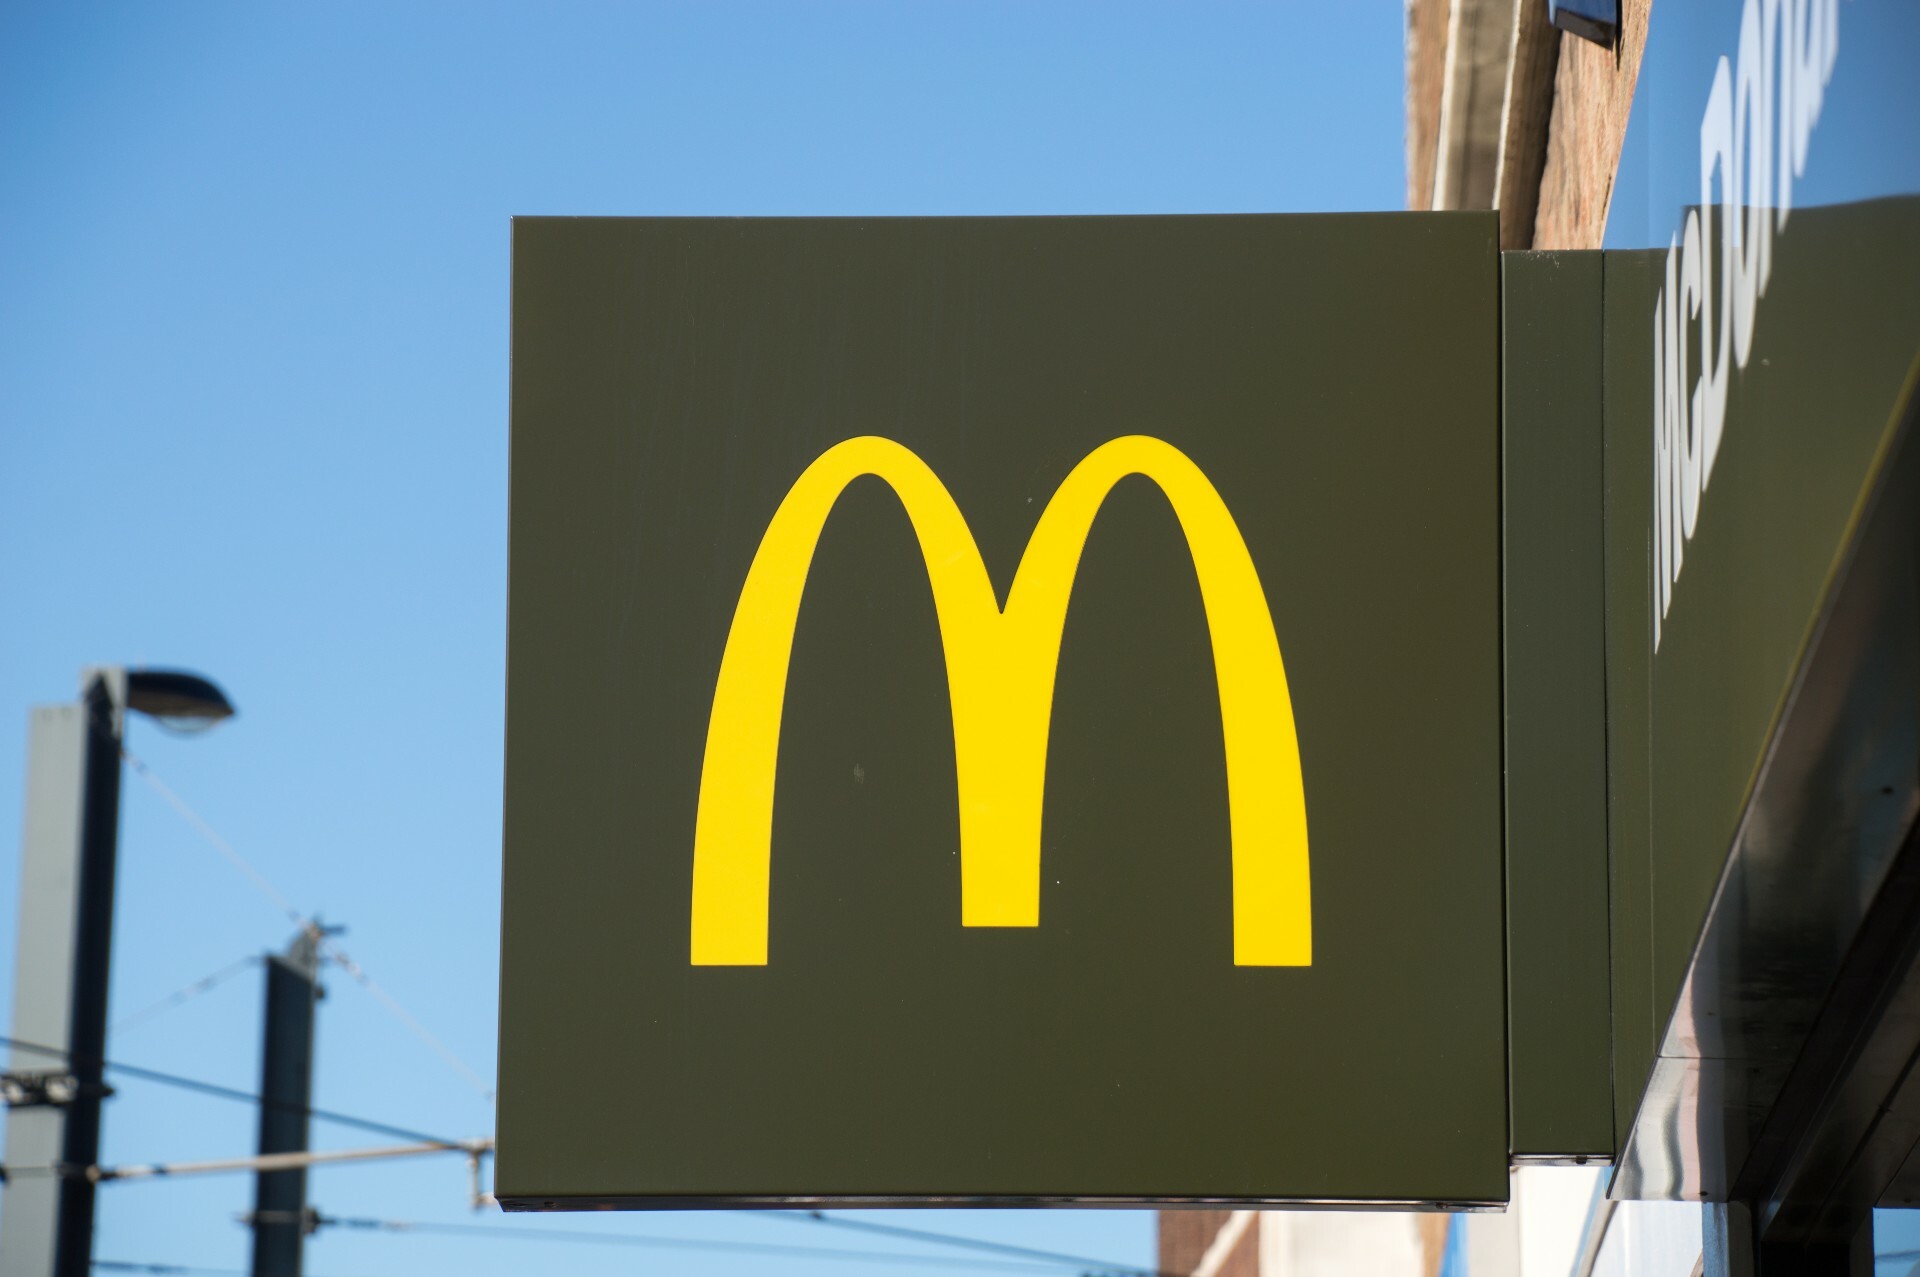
[248,928,322,1277]
[0,669,128,1277]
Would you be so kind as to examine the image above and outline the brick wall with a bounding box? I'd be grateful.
[1531,0,1651,248]
[1157,1210,1453,1277]
[1406,0,1653,250]
[1406,0,1452,210]
[1158,1210,1257,1277]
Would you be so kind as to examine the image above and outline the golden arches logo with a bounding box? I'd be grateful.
[690,435,1310,967]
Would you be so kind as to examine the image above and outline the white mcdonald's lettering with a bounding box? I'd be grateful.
[1653,0,1839,651]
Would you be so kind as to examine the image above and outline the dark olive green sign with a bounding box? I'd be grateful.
[498,214,1507,1207]
[1600,197,1920,1191]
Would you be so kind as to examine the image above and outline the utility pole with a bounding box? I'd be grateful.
[0,668,233,1277]
[0,670,125,1277]
[248,926,325,1277]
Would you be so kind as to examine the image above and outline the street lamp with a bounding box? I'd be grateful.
[0,666,235,1277]
[124,670,236,732]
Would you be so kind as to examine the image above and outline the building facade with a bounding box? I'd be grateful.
[1162,1,1920,1272]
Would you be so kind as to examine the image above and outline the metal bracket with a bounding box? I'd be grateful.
[1547,0,1619,48]
[242,1206,326,1236]
[0,1071,114,1108]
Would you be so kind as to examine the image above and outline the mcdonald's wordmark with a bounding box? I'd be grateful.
[500,214,1508,1207]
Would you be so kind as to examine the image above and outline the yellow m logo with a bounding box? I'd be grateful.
[691,435,1310,967]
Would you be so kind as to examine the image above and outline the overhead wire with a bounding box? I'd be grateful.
[769,1211,1162,1276]
[95,1264,377,1277]
[314,940,494,1103]
[111,956,259,1036]
[0,1054,1155,1275]
[90,1138,490,1184]
[121,746,495,1103]
[281,1213,1112,1272]
[0,1034,458,1147]
[104,740,1156,1277]
[121,751,305,929]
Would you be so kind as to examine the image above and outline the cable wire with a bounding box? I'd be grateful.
[289,1213,1101,1272]
[0,1035,456,1147]
[107,743,1153,1277]
[315,939,494,1103]
[111,956,259,1036]
[96,1264,374,1277]
[121,752,305,928]
[121,747,495,1103]
[770,1211,1161,1276]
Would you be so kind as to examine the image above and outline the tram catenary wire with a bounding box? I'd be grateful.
[120,746,495,1102]
[259,1211,1145,1274]
[110,955,260,1036]
[772,1208,1172,1276]
[69,758,1161,1277]
[5,1035,1157,1277]
[0,1034,456,1147]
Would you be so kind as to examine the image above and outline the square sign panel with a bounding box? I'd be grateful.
[499,214,1506,1208]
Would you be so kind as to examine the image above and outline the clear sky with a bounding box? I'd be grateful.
[0,5,1405,1274]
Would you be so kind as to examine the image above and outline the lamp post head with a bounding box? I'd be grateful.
[123,668,236,733]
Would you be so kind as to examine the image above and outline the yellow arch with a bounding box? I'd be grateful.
[690,435,1310,967]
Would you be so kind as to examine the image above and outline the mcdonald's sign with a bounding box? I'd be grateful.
[499,214,1510,1208]
[692,433,1310,969]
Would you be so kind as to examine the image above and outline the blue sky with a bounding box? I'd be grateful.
[0,5,1404,1273]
